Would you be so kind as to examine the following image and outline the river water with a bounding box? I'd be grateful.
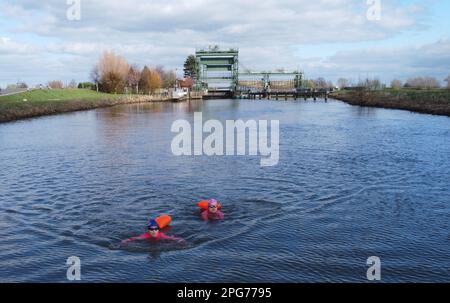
[0,99,449,282]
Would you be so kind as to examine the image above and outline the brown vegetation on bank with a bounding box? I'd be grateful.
[93,51,176,94]
[331,89,450,117]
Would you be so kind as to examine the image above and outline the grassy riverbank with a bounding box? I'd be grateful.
[0,89,158,123]
[331,88,450,117]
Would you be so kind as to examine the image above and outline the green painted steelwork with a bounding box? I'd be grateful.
[238,71,304,92]
[195,47,305,95]
[196,48,239,92]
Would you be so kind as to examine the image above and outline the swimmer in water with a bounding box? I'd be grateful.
[121,219,184,245]
[201,199,224,221]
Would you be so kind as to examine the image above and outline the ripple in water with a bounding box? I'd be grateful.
[0,99,449,282]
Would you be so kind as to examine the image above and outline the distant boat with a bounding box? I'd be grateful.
[171,87,188,101]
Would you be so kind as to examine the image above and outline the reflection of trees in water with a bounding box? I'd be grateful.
[97,100,243,123]
[93,100,242,152]
[91,102,200,156]
[353,106,377,117]
[186,100,203,112]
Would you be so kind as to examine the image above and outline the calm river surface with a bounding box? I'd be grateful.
[0,99,449,282]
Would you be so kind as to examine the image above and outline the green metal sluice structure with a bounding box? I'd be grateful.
[195,47,309,99]
[195,48,239,97]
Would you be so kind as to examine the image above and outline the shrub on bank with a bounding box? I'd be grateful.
[78,82,96,90]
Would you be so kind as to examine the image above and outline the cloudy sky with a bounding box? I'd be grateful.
[0,0,449,87]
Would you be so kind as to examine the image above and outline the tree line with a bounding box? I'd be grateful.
[335,76,450,90]
[90,51,177,94]
[395,77,442,89]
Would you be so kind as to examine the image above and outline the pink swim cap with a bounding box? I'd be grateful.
[209,199,218,206]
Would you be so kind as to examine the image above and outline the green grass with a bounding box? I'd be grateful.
[0,89,130,123]
[0,89,123,106]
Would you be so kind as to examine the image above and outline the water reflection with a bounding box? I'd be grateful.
[351,105,378,117]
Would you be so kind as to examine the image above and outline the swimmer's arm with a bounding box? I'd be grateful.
[201,210,209,221]
[121,233,148,244]
[217,211,225,220]
[160,233,185,242]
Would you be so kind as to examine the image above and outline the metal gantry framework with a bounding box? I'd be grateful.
[195,47,239,93]
[237,71,304,93]
[195,47,304,96]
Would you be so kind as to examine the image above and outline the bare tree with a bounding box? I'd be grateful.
[96,51,130,93]
[127,65,141,94]
[360,78,382,90]
[139,66,162,94]
[391,79,402,89]
[154,65,165,78]
[406,77,440,89]
[48,80,64,89]
[154,66,177,88]
[68,79,78,89]
[314,77,328,90]
[90,66,100,92]
[445,76,450,89]
[165,70,177,88]
[424,77,440,89]
[160,70,177,88]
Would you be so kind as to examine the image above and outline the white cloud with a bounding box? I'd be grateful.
[2,0,425,44]
[0,36,39,54]
[0,0,445,87]
[300,39,450,84]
